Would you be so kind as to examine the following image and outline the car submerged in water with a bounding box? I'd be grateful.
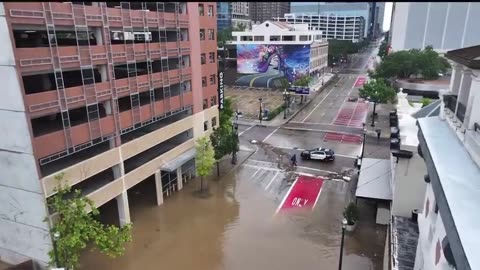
[300,148,335,161]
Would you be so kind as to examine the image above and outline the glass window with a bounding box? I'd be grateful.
[253,36,264,41]
[209,52,215,63]
[202,76,207,87]
[208,5,214,16]
[200,29,205,41]
[204,120,208,131]
[201,53,206,65]
[208,29,215,40]
[209,74,216,85]
[203,98,208,109]
[199,4,204,16]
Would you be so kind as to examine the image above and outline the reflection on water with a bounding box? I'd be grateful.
[80,165,384,270]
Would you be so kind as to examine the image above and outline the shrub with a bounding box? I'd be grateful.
[343,202,359,225]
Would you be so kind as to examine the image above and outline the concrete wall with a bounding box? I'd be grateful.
[391,153,427,218]
[415,184,454,270]
[391,2,480,52]
[0,3,52,265]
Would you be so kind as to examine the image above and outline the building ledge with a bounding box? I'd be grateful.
[391,216,419,270]
[417,116,480,270]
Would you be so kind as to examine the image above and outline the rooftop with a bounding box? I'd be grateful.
[445,45,480,69]
[396,91,422,150]
[418,116,480,270]
[391,216,419,270]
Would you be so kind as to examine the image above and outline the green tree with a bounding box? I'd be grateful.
[195,136,216,193]
[358,78,396,127]
[217,27,233,48]
[46,174,132,270]
[378,42,389,59]
[210,125,230,176]
[294,76,312,104]
[371,46,450,80]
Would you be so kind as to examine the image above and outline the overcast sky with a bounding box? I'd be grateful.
[383,2,393,31]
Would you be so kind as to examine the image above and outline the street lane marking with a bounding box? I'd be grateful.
[249,73,276,87]
[301,82,339,123]
[246,160,339,174]
[251,168,261,178]
[269,146,357,159]
[265,171,280,191]
[275,176,299,214]
[262,127,280,143]
[312,187,324,210]
[239,125,255,136]
[281,126,362,136]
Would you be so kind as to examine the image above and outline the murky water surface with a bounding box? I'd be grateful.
[80,163,384,270]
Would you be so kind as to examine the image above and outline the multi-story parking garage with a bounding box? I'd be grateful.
[0,2,218,265]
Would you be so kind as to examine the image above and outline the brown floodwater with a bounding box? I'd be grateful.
[80,163,384,270]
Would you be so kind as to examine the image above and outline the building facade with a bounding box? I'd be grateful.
[217,2,251,32]
[0,1,218,265]
[275,14,365,42]
[385,46,480,270]
[291,2,372,38]
[249,2,290,24]
[231,21,328,81]
[390,2,480,53]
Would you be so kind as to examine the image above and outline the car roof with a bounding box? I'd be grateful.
[314,147,332,152]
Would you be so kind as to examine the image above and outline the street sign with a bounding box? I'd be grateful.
[218,71,224,110]
[288,86,310,95]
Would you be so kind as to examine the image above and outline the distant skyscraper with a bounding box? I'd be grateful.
[250,2,290,23]
[390,2,480,52]
[217,2,251,31]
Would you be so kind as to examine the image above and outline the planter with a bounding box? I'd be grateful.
[346,223,357,232]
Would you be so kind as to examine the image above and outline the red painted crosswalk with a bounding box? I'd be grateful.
[277,175,324,212]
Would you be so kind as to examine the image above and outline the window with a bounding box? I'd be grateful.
[240,36,253,41]
[204,120,208,131]
[202,76,207,87]
[270,35,280,41]
[203,98,208,109]
[210,96,217,106]
[212,117,217,127]
[201,53,206,65]
[209,52,215,63]
[254,36,264,41]
[200,29,205,41]
[199,4,204,16]
[299,35,309,41]
[209,74,216,85]
[282,35,295,41]
[208,29,215,40]
[208,5,214,16]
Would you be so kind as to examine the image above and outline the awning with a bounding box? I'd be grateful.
[160,148,196,172]
[355,158,392,200]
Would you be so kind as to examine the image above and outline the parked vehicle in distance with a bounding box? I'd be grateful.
[300,148,335,161]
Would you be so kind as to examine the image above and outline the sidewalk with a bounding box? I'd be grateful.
[236,73,337,127]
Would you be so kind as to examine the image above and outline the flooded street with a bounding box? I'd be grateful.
[80,149,385,270]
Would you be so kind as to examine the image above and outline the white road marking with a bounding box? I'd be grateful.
[262,127,280,143]
[246,159,339,174]
[270,146,357,159]
[312,187,324,210]
[251,168,262,178]
[275,176,299,215]
[301,83,339,123]
[239,125,255,136]
[265,171,280,191]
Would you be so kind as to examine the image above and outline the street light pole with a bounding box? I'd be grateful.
[53,231,61,268]
[338,219,348,270]
[361,123,367,160]
[283,89,288,119]
[258,98,263,125]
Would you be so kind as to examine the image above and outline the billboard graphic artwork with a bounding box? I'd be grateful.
[236,44,311,84]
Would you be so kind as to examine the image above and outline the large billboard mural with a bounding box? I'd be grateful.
[235,44,311,88]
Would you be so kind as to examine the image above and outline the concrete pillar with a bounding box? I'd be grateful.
[176,167,183,191]
[154,170,164,206]
[99,65,108,82]
[112,163,124,179]
[94,27,103,45]
[116,191,131,226]
[449,63,463,95]
[465,75,480,129]
[456,70,472,117]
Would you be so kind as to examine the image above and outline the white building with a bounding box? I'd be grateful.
[390,2,480,53]
[386,45,480,270]
[274,13,366,42]
[230,21,329,77]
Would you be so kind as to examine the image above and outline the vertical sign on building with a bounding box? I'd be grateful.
[218,71,225,110]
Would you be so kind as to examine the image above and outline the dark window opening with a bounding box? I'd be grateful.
[203,98,208,109]
[123,130,193,173]
[31,104,107,137]
[120,107,192,144]
[203,121,208,131]
[13,29,97,48]
[39,140,110,177]
[23,68,101,94]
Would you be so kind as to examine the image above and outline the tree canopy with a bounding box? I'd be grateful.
[378,42,389,59]
[294,76,312,87]
[46,174,132,270]
[328,39,369,65]
[195,136,215,192]
[371,46,450,80]
[358,78,396,105]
